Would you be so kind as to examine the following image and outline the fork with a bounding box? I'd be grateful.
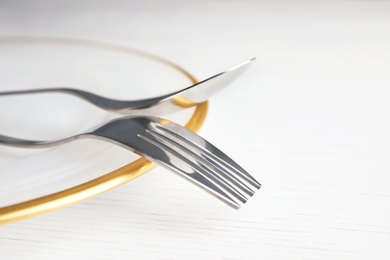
[0,116,261,208]
[0,59,254,115]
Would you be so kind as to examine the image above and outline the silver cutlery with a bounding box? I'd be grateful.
[0,116,261,208]
[0,58,260,208]
[0,59,255,115]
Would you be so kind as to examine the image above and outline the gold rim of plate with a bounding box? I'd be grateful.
[0,36,208,225]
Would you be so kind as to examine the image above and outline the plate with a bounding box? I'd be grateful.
[0,36,208,224]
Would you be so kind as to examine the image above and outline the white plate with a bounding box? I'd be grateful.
[0,36,196,208]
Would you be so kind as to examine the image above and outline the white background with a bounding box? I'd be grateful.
[1,1,390,259]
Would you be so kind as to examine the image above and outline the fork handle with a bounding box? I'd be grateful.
[0,133,80,148]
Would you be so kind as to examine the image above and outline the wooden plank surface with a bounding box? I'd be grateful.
[1,1,390,259]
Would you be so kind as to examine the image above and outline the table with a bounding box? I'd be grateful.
[1,1,389,259]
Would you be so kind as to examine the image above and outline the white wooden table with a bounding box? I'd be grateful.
[1,1,389,259]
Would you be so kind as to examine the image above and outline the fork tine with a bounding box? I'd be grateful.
[154,125,260,193]
[154,123,261,190]
[144,129,249,204]
[134,120,260,208]
[148,127,255,197]
[137,133,241,208]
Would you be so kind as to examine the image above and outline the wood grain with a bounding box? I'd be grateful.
[1,0,390,259]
